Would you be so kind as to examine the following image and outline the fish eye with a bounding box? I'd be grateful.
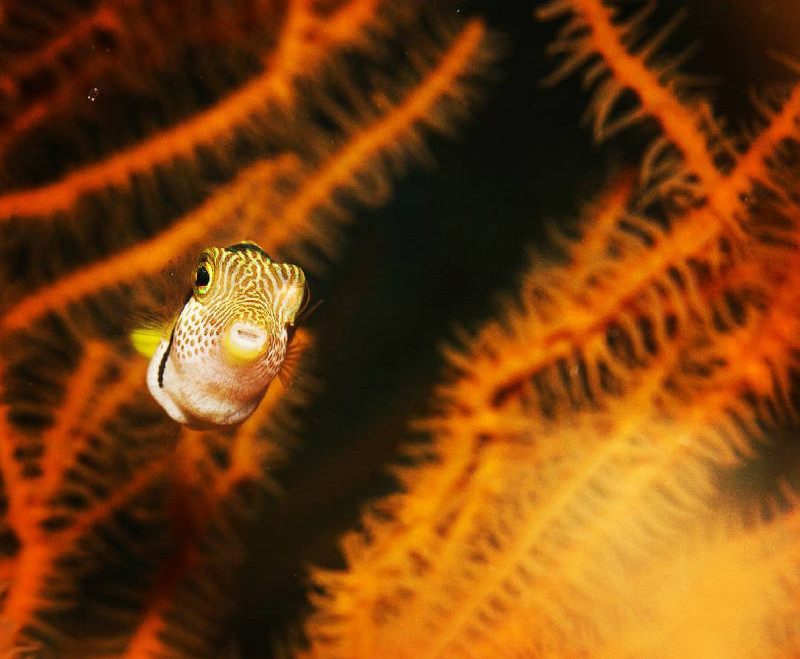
[194,257,214,296]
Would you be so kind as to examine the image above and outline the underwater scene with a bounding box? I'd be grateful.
[1,0,800,656]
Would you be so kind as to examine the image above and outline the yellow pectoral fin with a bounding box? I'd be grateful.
[130,327,165,359]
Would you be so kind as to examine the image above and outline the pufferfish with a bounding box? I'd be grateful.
[131,241,308,429]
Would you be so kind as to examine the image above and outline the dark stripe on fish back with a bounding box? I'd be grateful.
[158,326,176,388]
[225,242,272,259]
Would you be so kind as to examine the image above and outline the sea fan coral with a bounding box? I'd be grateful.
[301,1,800,657]
[0,0,493,655]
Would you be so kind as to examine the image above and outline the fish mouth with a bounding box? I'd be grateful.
[223,321,269,364]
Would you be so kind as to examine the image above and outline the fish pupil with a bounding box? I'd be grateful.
[196,265,210,287]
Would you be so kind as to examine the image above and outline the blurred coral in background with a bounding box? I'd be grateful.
[3,0,800,657]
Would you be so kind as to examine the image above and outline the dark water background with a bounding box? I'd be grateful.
[233,0,800,655]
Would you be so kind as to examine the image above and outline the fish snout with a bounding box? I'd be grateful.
[223,320,270,364]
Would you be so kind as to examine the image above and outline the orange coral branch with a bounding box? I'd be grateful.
[120,543,198,659]
[0,70,281,217]
[568,0,721,187]
[1,545,54,642]
[258,18,490,249]
[0,409,32,543]
[0,0,376,219]
[67,456,168,542]
[555,168,636,282]
[39,357,149,516]
[37,341,113,497]
[470,3,800,425]
[726,78,800,198]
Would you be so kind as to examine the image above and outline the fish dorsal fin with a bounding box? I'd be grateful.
[130,316,177,359]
